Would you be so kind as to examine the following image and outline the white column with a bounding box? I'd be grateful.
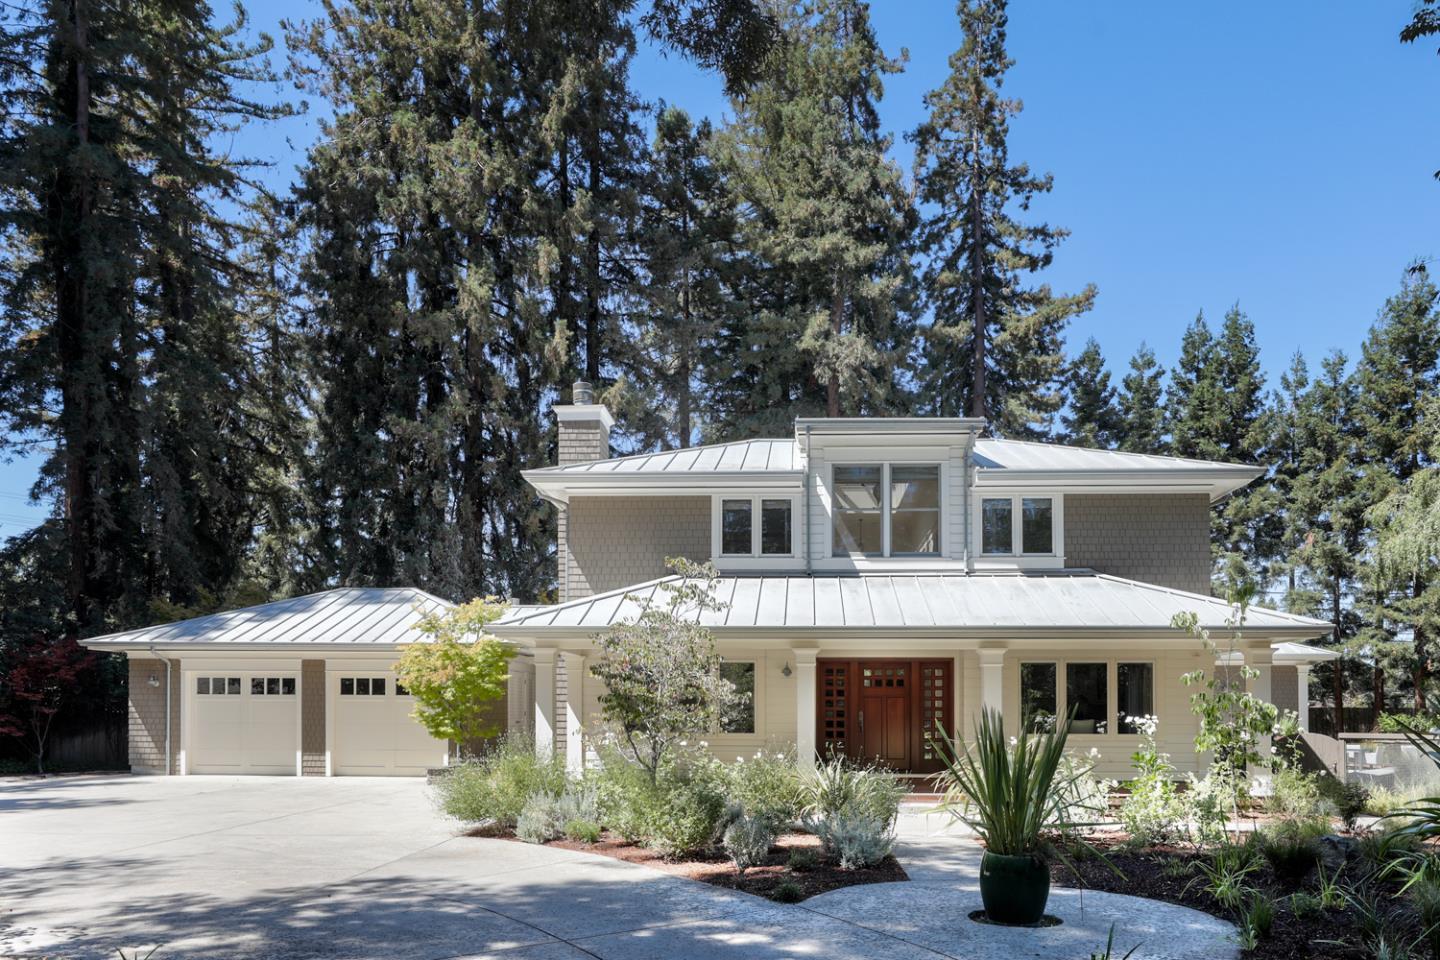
[1247,643,1274,779]
[794,649,818,771]
[533,648,556,758]
[562,652,586,775]
[1295,664,1312,733]
[978,647,1006,721]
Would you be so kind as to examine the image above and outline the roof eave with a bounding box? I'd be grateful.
[490,623,1332,643]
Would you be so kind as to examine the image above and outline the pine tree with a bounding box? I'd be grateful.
[1059,338,1120,448]
[708,0,916,436]
[614,107,735,449]
[1116,343,1166,454]
[910,0,1094,435]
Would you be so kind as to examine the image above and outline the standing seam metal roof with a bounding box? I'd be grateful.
[79,587,453,648]
[491,572,1330,635]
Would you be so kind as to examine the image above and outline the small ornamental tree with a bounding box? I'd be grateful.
[1172,584,1300,788]
[395,598,514,756]
[590,558,745,782]
[0,635,95,773]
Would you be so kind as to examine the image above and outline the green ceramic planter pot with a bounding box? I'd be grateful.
[979,850,1050,925]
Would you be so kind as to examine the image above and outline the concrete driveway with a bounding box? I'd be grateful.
[1,775,1233,960]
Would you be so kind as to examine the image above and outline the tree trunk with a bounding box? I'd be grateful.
[1415,572,1428,713]
[1332,581,1344,734]
[584,96,602,385]
[1373,662,1385,732]
[827,279,843,417]
[967,140,986,422]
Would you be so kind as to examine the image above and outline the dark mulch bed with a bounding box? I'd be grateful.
[524,830,906,902]
[1051,839,1418,960]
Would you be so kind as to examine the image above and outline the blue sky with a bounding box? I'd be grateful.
[2,1,1436,533]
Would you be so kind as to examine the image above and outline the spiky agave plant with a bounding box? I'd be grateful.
[931,707,1096,856]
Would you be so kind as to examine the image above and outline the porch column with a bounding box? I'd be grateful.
[533,648,556,758]
[561,652,586,775]
[1295,664,1312,733]
[978,647,1006,720]
[794,649,818,770]
[1246,642,1274,775]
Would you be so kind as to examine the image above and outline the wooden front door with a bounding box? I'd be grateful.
[817,658,953,774]
[859,662,912,769]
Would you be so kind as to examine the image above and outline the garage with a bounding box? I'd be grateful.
[81,586,532,778]
[187,671,299,775]
[329,670,446,775]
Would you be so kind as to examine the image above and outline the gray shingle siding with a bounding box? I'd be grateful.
[1064,493,1212,594]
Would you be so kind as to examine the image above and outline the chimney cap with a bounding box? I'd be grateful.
[556,380,615,431]
[572,380,595,405]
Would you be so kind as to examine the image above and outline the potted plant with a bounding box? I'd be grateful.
[932,707,1093,925]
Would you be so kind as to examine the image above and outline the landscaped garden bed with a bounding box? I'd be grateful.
[519,829,907,902]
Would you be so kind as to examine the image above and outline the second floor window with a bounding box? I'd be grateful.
[981,495,1056,556]
[833,463,941,557]
[719,497,793,557]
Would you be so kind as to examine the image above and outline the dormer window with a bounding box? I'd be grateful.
[980,495,1058,556]
[716,496,795,558]
[832,463,941,558]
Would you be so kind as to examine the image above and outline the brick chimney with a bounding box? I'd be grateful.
[556,380,614,465]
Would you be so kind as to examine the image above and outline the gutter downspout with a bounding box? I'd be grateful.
[962,435,974,574]
[803,424,813,576]
[148,645,172,775]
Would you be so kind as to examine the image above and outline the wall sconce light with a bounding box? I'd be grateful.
[147,674,161,688]
[781,661,792,678]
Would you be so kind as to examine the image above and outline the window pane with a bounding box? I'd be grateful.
[212,677,226,695]
[721,499,752,555]
[266,678,280,696]
[891,465,940,555]
[719,662,755,733]
[197,677,210,695]
[1021,498,1053,554]
[340,678,354,696]
[372,678,386,696]
[1066,663,1107,734]
[981,498,1013,554]
[281,677,296,696]
[227,677,241,695]
[760,499,791,555]
[395,682,410,696]
[1020,663,1057,733]
[833,465,884,556]
[1118,663,1154,735]
[252,678,265,696]
[356,678,371,696]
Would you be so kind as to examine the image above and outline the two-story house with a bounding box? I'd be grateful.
[82,382,1335,780]
[492,382,1336,779]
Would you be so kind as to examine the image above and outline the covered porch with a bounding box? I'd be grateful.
[490,571,1333,779]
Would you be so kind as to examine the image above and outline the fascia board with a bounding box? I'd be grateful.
[490,624,1332,643]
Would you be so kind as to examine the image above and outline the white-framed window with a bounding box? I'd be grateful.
[718,660,756,734]
[249,676,296,696]
[339,677,388,696]
[831,462,942,558]
[1018,658,1154,736]
[712,496,797,559]
[977,494,1061,557]
[197,676,241,695]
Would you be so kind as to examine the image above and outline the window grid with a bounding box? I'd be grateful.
[833,463,942,558]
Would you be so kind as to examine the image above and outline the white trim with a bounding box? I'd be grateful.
[711,494,802,566]
[710,655,766,743]
[972,492,1065,566]
[554,403,616,431]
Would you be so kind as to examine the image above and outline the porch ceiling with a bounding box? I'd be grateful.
[491,571,1332,640]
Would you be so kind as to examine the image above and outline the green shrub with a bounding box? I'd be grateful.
[1320,778,1369,832]
[813,813,894,870]
[1183,764,1241,848]
[773,880,803,903]
[1188,842,1260,910]
[434,733,568,828]
[1119,715,1185,847]
[726,748,804,826]
[1288,891,1321,919]
[787,847,819,872]
[593,753,661,842]
[564,818,602,843]
[801,756,905,828]
[516,793,562,843]
[646,775,728,858]
[1258,819,1323,883]
[1265,767,1332,820]
[1244,892,1275,939]
[723,814,777,876]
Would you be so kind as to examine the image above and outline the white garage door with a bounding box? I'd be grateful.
[188,673,299,775]
[332,673,445,776]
